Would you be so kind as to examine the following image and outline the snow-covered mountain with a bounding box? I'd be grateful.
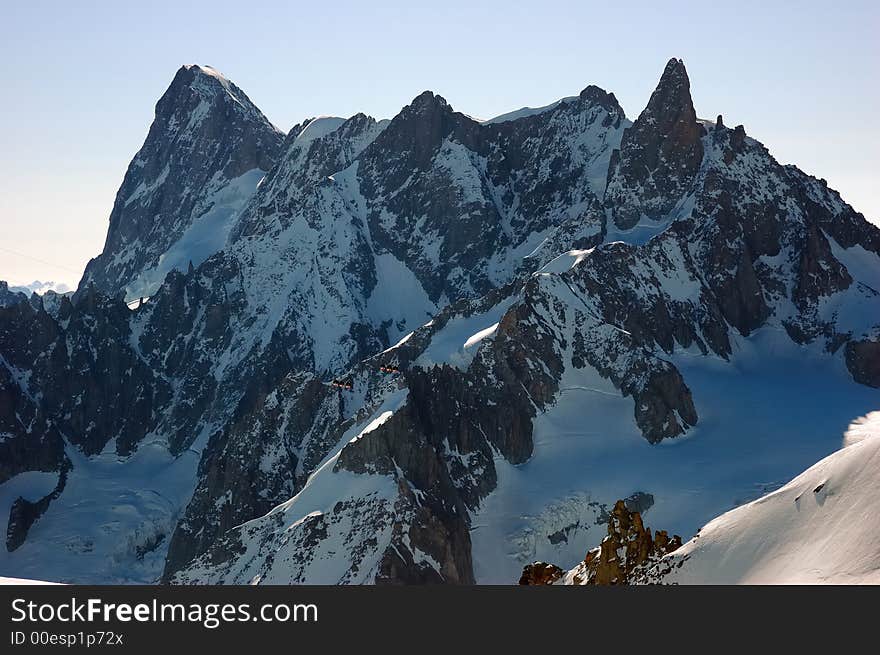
[0,282,74,311]
[0,59,877,585]
[8,281,72,296]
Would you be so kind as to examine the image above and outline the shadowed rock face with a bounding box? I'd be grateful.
[0,282,27,308]
[605,58,705,229]
[161,370,339,578]
[0,290,168,458]
[0,333,66,487]
[845,340,880,387]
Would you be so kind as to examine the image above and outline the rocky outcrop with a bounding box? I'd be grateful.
[793,222,852,309]
[6,460,70,552]
[519,562,563,585]
[545,500,682,585]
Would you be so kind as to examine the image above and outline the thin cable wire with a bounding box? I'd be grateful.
[0,246,83,275]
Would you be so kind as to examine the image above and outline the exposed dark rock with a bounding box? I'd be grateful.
[0,363,65,485]
[0,287,168,457]
[845,340,880,387]
[605,58,705,229]
[162,369,338,579]
[6,459,70,551]
[0,282,27,308]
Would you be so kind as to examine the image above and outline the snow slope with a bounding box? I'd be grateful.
[0,440,203,584]
[482,96,578,125]
[642,411,880,584]
[124,167,266,301]
[471,331,880,583]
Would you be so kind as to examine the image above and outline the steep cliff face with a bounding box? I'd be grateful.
[79,65,284,301]
[605,58,704,229]
[1,59,878,585]
[0,290,168,458]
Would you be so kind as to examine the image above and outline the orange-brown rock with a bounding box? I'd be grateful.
[522,499,684,585]
[582,499,682,585]
[519,561,564,585]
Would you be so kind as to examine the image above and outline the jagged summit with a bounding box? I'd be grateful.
[642,57,698,131]
[659,57,688,82]
[357,88,473,177]
[410,89,451,110]
[578,84,621,110]
[604,57,704,228]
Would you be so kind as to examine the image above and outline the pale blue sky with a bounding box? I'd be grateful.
[1,0,877,289]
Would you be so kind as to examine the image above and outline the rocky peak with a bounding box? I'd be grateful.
[648,58,695,123]
[605,57,705,229]
[396,90,455,132]
[577,85,626,125]
[78,64,284,300]
[155,65,279,168]
[582,500,682,585]
[360,89,475,176]
[410,89,451,112]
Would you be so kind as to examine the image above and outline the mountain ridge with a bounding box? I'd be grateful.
[1,58,878,585]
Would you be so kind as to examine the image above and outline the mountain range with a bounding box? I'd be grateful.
[1,59,877,584]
